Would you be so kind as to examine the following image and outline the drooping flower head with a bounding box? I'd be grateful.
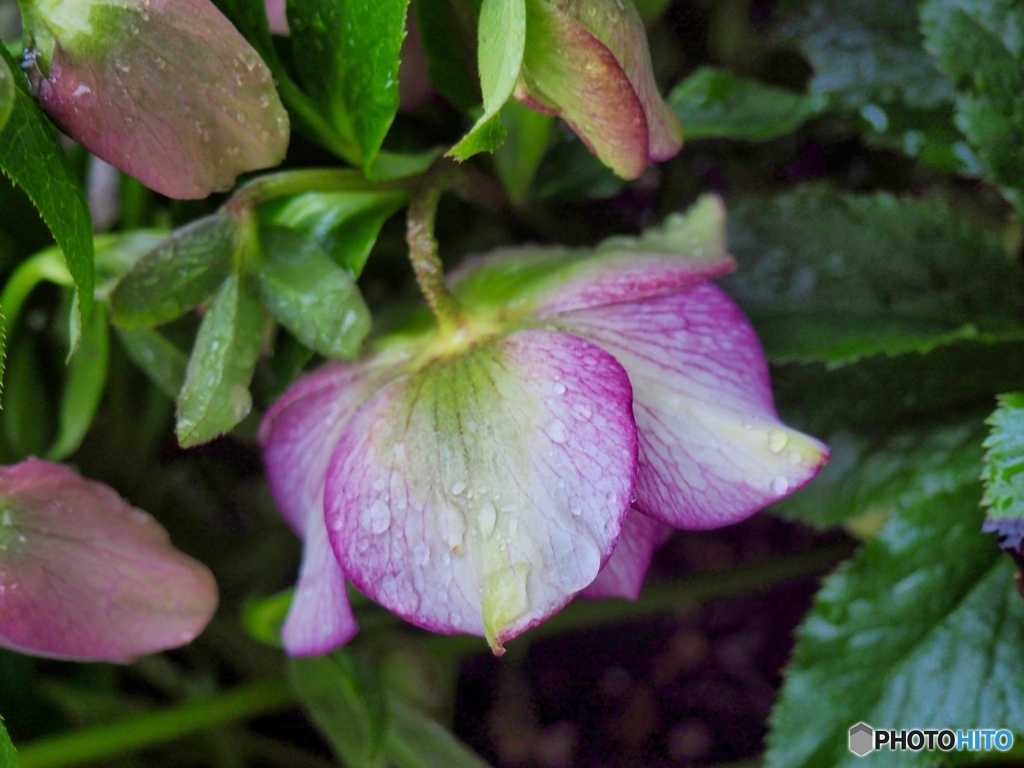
[0,458,218,662]
[517,0,683,179]
[260,196,827,656]
[19,0,290,198]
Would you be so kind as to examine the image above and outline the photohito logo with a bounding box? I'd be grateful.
[848,723,1014,757]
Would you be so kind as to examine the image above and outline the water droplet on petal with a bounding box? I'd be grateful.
[451,480,466,496]
[768,430,788,454]
[478,501,497,536]
[572,403,592,421]
[545,419,568,444]
[553,382,566,395]
[771,476,790,495]
[413,543,430,565]
[361,500,391,534]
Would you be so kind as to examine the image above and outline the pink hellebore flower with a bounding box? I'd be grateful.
[20,0,290,199]
[517,0,683,180]
[260,196,827,656]
[0,459,218,663]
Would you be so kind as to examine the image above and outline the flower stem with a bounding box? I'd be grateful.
[227,168,410,211]
[406,161,465,333]
[15,679,298,768]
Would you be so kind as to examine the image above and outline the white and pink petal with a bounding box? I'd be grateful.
[580,510,670,600]
[324,329,638,652]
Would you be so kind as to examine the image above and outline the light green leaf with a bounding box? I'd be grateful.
[494,102,555,205]
[115,327,188,400]
[668,67,825,141]
[111,214,237,329]
[921,0,1024,211]
[766,481,1024,768]
[241,589,293,648]
[982,393,1024,522]
[290,652,389,768]
[262,189,407,276]
[0,45,93,346]
[386,694,492,768]
[288,0,411,169]
[47,304,110,461]
[0,714,17,768]
[724,188,1024,366]
[175,275,263,447]
[448,0,527,160]
[253,226,371,359]
[0,53,13,135]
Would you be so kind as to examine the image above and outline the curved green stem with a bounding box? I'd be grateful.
[405,161,465,333]
[16,679,298,768]
[227,168,411,212]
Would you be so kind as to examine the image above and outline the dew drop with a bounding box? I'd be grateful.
[356,538,369,553]
[572,403,592,421]
[545,419,568,444]
[507,518,519,537]
[771,476,790,495]
[478,501,497,536]
[362,500,391,534]
[768,430,788,454]
[413,543,430,565]
[787,450,803,465]
[553,382,566,395]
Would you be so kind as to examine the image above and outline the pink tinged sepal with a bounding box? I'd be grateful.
[324,329,639,653]
[28,0,290,199]
[555,285,829,530]
[259,361,398,656]
[0,458,217,663]
[580,509,670,600]
[518,0,682,179]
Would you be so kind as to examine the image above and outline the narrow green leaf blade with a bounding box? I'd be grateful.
[766,482,1024,768]
[0,46,93,341]
[0,714,17,768]
[47,305,110,461]
[724,188,1024,366]
[253,227,371,359]
[289,652,389,768]
[448,0,527,160]
[111,214,237,329]
[175,275,263,447]
[116,328,188,400]
[0,53,13,135]
[668,67,825,141]
[415,0,483,111]
[494,102,555,205]
[386,695,492,768]
[288,0,411,168]
[982,393,1024,522]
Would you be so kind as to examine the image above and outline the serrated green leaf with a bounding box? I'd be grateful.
[385,694,492,768]
[253,226,371,358]
[115,327,188,400]
[290,652,390,768]
[982,393,1024,522]
[415,0,482,111]
[0,54,13,135]
[262,189,407,276]
[288,0,410,169]
[921,0,1024,211]
[776,0,970,173]
[111,214,237,329]
[47,304,110,461]
[776,418,985,530]
[668,67,825,141]
[448,0,526,160]
[766,481,1024,768]
[0,714,17,768]
[724,188,1024,366]
[175,275,263,447]
[0,45,93,345]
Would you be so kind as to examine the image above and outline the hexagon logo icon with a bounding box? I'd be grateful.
[849,722,875,757]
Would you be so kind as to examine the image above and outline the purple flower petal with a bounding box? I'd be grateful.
[555,286,829,529]
[580,510,670,600]
[324,329,638,652]
[259,360,401,656]
[0,459,217,663]
[29,0,289,199]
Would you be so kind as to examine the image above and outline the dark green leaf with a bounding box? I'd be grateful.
[0,53,13,135]
[175,275,263,447]
[0,45,93,344]
[724,188,1024,366]
[776,418,985,529]
[262,189,407,276]
[115,328,188,400]
[385,694,492,768]
[288,0,411,169]
[47,304,110,461]
[0,714,16,768]
[668,67,825,141]
[415,0,482,110]
[253,226,371,359]
[111,214,237,329]
[766,481,1024,768]
[290,652,390,768]
[921,0,1024,211]
[494,102,554,205]
[448,0,527,160]
[3,338,54,458]
[982,393,1024,524]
